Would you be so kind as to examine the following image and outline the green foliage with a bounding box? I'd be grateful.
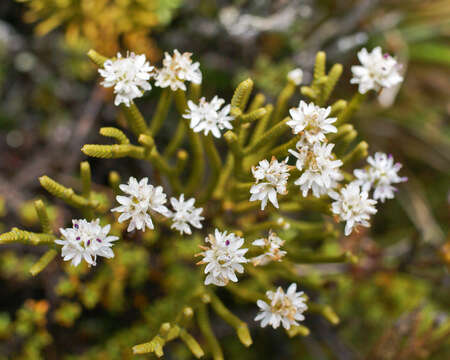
[1,1,449,357]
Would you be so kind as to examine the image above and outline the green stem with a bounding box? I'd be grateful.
[174,89,188,115]
[322,64,343,104]
[82,144,146,159]
[99,127,130,144]
[87,49,108,68]
[200,136,222,203]
[0,228,56,245]
[164,120,187,158]
[189,83,201,102]
[289,250,357,264]
[179,329,205,358]
[342,141,369,166]
[213,154,233,200]
[108,171,121,196]
[269,136,298,158]
[272,82,295,125]
[150,89,173,135]
[243,117,290,156]
[249,104,273,146]
[197,304,224,360]
[185,127,204,196]
[80,161,92,199]
[336,92,366,125]
[30,249,57,276]
[208,292,252,347]
[231,78,253,110]
[248,93,265,112]
[39,176,99,209]
[121,102,149,137]
[224,131,246,179]
[34,200,52,234]
[309,303,340,325]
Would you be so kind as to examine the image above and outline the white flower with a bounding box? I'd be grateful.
[255,283,307,330]
[154,50,202,91]
[197,229,248,286]
[351,47,403,94]
[252,230,287,266]
[329,181,377,236]
[287,68,303,85]
[183,96,234,138]
[55,219,118,267]
[354,152,407,202]
[111,177,169,232]
[289,142,343,198]
[98,52,153,107]
[167,194,204,235]
[250,157,290,210]
[277,217,291,230]
[287,101,337,144]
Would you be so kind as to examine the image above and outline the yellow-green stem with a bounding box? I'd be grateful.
[200,135,222,203]
[150,89,173,135]
[30,249,57,276]
[34,200,52,234]
[272,82,295,125]
[121,102,149,137]
[197,303,224,360]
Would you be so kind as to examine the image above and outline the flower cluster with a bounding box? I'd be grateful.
[251,231,287,266]
[354,152,407,202]
[287,101,337,144]
[112,177,205,235]
[154,50,202,91]
[38,46,412,350]
[250,157,290,210]
[55,219,118,266]
[289,142,343,198]
[167,194,204,235]
[99,50,202,107]
[197,229,248,286]
[184,96,234,138]
[112,177,169,232]
[255,283,308,330]
[351,47,403,94]
[329,182,378,236]
[99,52,153,107]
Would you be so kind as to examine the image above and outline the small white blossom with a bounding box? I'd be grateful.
[287,101,337,144]
[252,231,287,266]
[287,68,303,85]
[289,142,343,198]
[255,283,307,330]
[197,229,248,286]
[329,181,377,236]
[183,96,234,138]
[98,52,153,107]
[154,50,202,91]
[277,217,291,230]
[351,47,403,94]
[354,152,407,202]
[55,219,118,267]
[250,157,290,210]
[111,177,169,232]
[168,194,204,235]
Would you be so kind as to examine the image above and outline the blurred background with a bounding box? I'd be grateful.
[0,0,449,359]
